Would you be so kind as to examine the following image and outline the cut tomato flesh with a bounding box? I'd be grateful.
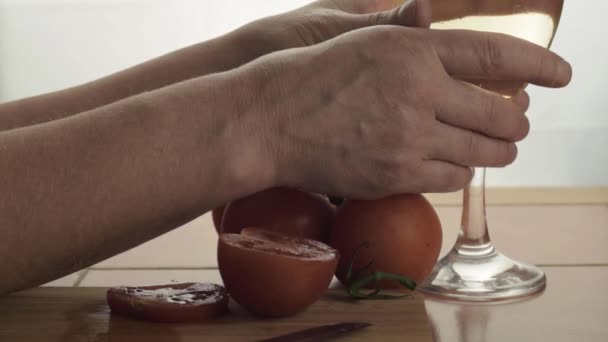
[106,282,229,323]
[224,228,337,261]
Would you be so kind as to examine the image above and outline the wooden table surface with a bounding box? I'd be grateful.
[1,266,607,342]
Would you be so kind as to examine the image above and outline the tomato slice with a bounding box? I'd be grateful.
[106,282,229,323]
[218,228,338,317]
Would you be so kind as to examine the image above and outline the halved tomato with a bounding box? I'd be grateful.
[221,188,335,243]
[218,228,338,317]
[212,205,226,234]
[106,282,229,323]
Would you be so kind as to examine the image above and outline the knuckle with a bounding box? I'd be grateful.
[478,34,506,75]
[465,132,479,157]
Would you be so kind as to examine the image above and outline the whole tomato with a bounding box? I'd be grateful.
[330,194,442,288]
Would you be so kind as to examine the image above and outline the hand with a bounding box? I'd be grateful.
[236,25,572,199]
[0,0,431,133]
[235,0,431,53]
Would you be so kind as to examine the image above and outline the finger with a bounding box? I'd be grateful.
[512,90,531,110]
[436,79,530,142]
[428,30,572,88]
[326,0,411,14]
[339,0,431,30]
[411,160,473,193]
[426,122,519,168]
[396,0,432,28]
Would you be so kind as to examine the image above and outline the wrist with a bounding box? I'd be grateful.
[214,67,281,197]
[130,70,277,210]
[227,48,319,193]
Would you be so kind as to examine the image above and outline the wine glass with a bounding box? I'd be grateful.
[418,0,565,301]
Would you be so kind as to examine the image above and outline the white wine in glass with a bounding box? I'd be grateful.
[419,0,565,301]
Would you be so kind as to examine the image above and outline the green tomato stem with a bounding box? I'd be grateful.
[344,242,417,300]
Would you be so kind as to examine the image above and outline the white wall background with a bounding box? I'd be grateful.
[1,0,606,187]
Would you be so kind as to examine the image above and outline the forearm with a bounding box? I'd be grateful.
[0,70,273,294]
[0,27,271,132]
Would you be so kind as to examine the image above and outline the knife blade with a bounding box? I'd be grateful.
[258,322,372,342]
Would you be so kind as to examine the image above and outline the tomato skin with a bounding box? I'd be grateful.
[221,188,335,243]
[212,205,226,234]
[329,194,442,288]
[106,283,229,323]
[218,230,338,317]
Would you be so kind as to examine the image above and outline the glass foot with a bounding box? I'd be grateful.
[419,245,546,301]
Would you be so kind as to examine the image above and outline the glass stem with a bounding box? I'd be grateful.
[454,167,495,257]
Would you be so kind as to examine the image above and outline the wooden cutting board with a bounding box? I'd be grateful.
[3,267,608,341]
[0,287,433,341]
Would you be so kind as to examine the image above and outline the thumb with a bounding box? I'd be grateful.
[351,0,432,29]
